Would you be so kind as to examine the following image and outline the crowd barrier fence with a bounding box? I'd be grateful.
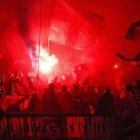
[0,112,116,140]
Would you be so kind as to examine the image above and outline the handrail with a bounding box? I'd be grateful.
[4,111,115,117]
[0,112,116,140]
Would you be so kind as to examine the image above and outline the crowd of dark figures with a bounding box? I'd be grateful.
[0,72,140,130]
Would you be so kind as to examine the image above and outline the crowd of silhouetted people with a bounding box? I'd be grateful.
[24,79,140,116]
[1,72,140,130]
[29,79,140,130]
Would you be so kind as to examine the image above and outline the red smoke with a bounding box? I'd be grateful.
[0,0,140,93]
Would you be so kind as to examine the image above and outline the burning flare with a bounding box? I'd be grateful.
[39,47,58,73]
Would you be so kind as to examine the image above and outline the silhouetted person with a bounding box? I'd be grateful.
[57,85,73,113]
[87,85,99,105]
[42,83,61,113]
[0,89,4,120]
[126,79,140,113]
[86,85,98,113]
[6,73,15,95]
[26,93,41,112]
[71,84,90,114]
[72,84,79,97]
[96,88,115,116]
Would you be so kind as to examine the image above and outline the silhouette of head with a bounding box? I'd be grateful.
[32,92,38,99]
[48,83,55,90]
[62,85,67,92]
[105,88,110,94]
[134,79,140,87]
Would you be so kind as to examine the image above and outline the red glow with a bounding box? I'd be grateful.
[114,65,118,69]
[39,47,58,73]
[120,92,125,99]
[0,0,140,93]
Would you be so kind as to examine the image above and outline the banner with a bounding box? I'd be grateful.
[0,113,115,140]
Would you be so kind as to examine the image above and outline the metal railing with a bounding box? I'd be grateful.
[0,112,116,140]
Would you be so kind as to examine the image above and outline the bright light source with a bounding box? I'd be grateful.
[114,64,118,69]
[39,47,58,73]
